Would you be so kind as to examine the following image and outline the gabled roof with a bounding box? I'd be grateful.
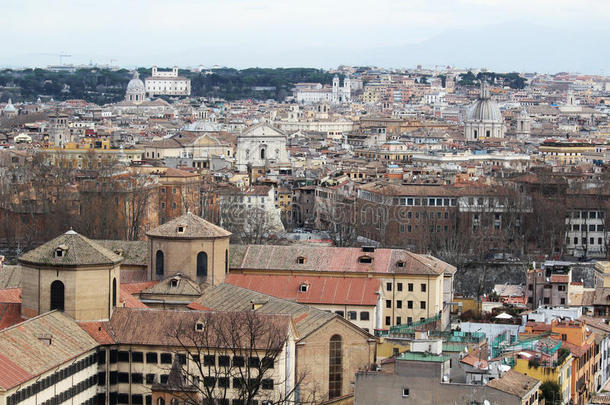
[0,311,99,390]
[225,274,379,306]
[487,370,539,398]
[107,307,291,349]
[239,123,286,138]
[141,274,202,297]
[194,283,337,339]
[147,212,231,239]
[229,244,452,276]
[19,230,123,267]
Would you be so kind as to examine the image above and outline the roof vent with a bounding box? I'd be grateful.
[362,246,375,253]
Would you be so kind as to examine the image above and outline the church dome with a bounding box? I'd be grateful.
[466,82,502,123]
[3,99,16,112]
[467,99,502,122]
[126,71,145,93]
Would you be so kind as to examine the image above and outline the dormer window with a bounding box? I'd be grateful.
[170,278,179,288]
[195,320,205,332]
[297,256,305,264]
[177,225,185,233]
[358,256,373,264]
[299,283,309,292]
[396,261,405,268]
[55,244,68,258]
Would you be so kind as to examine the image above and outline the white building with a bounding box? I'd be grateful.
[464,82,505,141]
[565,209,607,258]
[145,66,191,97]
[235,123,290,172]
[294,75,352,104]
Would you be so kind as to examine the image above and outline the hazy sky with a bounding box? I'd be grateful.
[3,0,610,72]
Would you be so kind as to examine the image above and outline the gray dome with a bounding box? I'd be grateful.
[466,98,502,122]
[466,82,502,123]
[126,71,145,93]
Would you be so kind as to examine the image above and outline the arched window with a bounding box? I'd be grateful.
[112,278,117,308]
[260,148,266,160]
[50,280,65,311]
[157,399,165,405]
[156,250,164,276]
[329,334,342,399]
[170,399,178,405]
[225,249,229,274]
[196,252,208,278]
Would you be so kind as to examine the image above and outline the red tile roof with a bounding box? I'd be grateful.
[226,274,380,306]
[121,282,158,295]
[186,302,213,311]
[0,353,33,391]
[230,244,453,276]
[78,321,115,345]
[550,274,569,283]
[0,303,24,330]
[0,288,21,303]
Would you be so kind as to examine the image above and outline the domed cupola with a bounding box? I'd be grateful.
[464,82,505,141]
[125,70,146,104]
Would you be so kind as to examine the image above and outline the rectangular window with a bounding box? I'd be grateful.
[233,356,245,367]
[218,377,230,388]
[408,300,413,309]
[396,317,401,325]
[160,374,168,384]
[145,374,156,385]
[347,311,357,320]
[385,316,391,326]
[386,282,392,291]
[118,372,129,383]
[146,352,158,364]
[397,300,402,309]
[421,283,426,292]
[131,352,143,363]
[408,283,413,292]
[420,301,426,309]
[397,283,403,291]
[203,355,215,366]
[218,355,230,366]
[386,300,392,308]
[360,311,370,321]
[262,379,274,390]
[160,353,172,364]
[131,373,143,384]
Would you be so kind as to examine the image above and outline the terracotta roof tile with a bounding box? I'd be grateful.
[225,274,379,306]
[0,288,21,303]
[147,212,231,239]
[487,370,539,398]
[0,303,23,330]
[0,311,99,390]
[230,244,452,276]
[19,230,123,267]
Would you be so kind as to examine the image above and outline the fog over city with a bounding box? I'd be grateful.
[3,0,610,72]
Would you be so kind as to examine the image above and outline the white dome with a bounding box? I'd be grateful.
[126,71,145,93]
[4,99,16,112]
[466,83,502,123]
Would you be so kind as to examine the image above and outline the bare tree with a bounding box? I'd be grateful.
[170,311,309,405]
